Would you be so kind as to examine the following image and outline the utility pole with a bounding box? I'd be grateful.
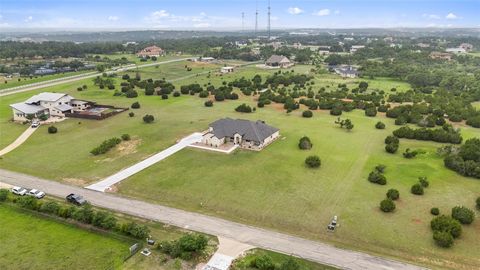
[255,0,258,35]
[242,12,245,32]
[267,0,271,39]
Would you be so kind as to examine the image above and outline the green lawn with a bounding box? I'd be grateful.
[0,62,479,269]
[0,70,93,91]
[0,204,130,270]
[91,53,191,65]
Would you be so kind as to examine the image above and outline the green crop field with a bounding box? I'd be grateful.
[0,61,479,269]
[0,205,130,270]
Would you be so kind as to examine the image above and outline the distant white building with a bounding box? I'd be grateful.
[446,48,466,54]
[459,43,474,51]
[9,92,93,122]
[334,66,359,78]
[265,55,293,68]
[220,66,234,74]
[350,45,365,53]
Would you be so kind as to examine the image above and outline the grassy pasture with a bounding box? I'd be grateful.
[0,204,130,270]
[0,61,479,269]
[0,70,93,91]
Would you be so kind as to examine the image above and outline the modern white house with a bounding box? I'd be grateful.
[334,66,359,78]
[202,118,280,151]
[9,92,93,122]
[220,66,234,74]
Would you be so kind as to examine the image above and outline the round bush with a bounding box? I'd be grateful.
[431,207,440,216]
[161,94,169,100]
[386,189,399,200]
[48,126,58,134]
[451,206,475,224]
[143,114,154,123]
[298,136,313,150]
[173,91,181,97]
[204,100,213,107]
[131,102,140,109]
[385,143,399,154]
[330,107,342,116]
[431,215,462,238]
[128,112,134,117]
[411,183,424,195]
[380,199,396,212]
[302,110,313,118]
[433,231,454,248]
[121,134,131,141]
[305,155,321,168]
[368,171,387,185]
[385,135,399,144]
[375,121,386,129]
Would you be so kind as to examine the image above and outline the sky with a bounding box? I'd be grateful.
[0,0,479,30]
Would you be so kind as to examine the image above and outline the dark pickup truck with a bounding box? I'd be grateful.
[66,193,87,206]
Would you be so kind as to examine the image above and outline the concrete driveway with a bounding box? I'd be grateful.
[0,169,427,270]
[0,126,38,156]
[86,132,203,192]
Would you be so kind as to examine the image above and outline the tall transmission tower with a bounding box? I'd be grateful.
[267,0,271,39]
[255,0,258,35]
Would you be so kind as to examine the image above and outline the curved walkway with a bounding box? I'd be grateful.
[0,169,426,270]
[0,126,37,156]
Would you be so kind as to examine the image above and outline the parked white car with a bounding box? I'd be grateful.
[12,186,28,196]
[31,120,40,128]
[28,189,46,199]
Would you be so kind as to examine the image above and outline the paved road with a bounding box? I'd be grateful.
[0,126,37,156]
[86,133,203,192]
[0,169,426,270]
[0,58,190,97]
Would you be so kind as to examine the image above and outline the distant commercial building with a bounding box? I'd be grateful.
[136,45,165,58]
[220,66,234,74]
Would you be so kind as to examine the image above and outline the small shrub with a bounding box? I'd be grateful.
[419,177,429,188]
[298,136,313,150]
[431,207,440,216]
[173,91,181,97]
[375,121,386,129]
[302,110,313,118]
[235,103,252,113]
[380,199,396,212]
[375,164,386,173]
[305,155,321,168]
[121,134,131,141]
[431,215,462,238]
[126,89,138,98]
[131,102,140,109]
[411,183,424,195]
[47,126,58,134]
[128,112,134,117]
[368,171,387,185]
[451,206,475,224]
[251,254,275,270]
[476,197,480,210]
[0,189,9,202]
[386,189,400,200]
[385,135,399,144]
[90,137,121,155]
[143,114,154,123]
[161,94,169,100]
[204,100,213,107]
[385,143,399,154]
[40,201,60,215]
[433,231,454,248]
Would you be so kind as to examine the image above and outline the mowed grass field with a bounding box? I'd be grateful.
[0,205,130,270]
[0,70,93,90]
[0,62,479,269]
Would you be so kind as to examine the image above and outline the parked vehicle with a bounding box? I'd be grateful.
[27,189,46,199]
[31,120,40,128]
[11,186,28,196]
[66,193,87,205]
[327,215,338,232]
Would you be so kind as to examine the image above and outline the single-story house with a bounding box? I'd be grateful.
[9,92,94,122]
[137,45,165,58]
[202,118,280,151]
[265,55,293,68]
[220,66,234,74]
[430,52,453,61]
[459,43,474,51]
[350,45,365,53]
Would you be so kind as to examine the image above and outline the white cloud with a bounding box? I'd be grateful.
[334,10,340,15]
[287,7,303,15]
[24,16,33,22]
[314,9,331,16]
[193,23,210,28]
[423,13,440,19]
[446,13,457,19]
[107,16,119,21]
[151,10,170,19]
[0,22,11,28]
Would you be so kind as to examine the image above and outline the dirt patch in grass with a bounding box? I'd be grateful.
[117,138,142,156]
[62,177,89,186]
